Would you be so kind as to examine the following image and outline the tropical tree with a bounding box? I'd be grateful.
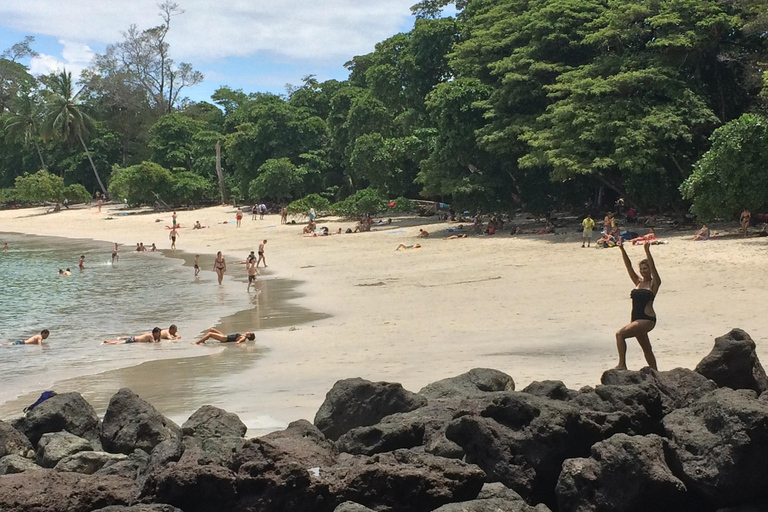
[248,158,305,201]
[14,169,64,202]
[41,70,107,195]
[4,90,47,170]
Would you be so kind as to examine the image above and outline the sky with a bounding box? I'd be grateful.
[0,0,420,103]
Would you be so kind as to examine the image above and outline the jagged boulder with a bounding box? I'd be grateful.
[570,384,664,436]
[140,460,237,512]
[601,367,717,414]
[431,482,552,511]
[522,381,576,401]
[419,368,515,399]
[0,420,33,458]
[96,449,150,480]
[695,329,768,394]
[314,378,427,441]
[101,388,181,455]
[181,405,246,438]
[334,503,375,512]
[336,417,425,456]
[0,470,136,512]
[11,392,100,446]
[36,431,92,468]
[0,454,41,474]
[181,435,245,466]
[556,434,687,512]
[323,450,485,512]
[663,388,768,506]
[55,451,128,474]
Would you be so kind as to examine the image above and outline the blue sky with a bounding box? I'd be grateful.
[0,0,420,103]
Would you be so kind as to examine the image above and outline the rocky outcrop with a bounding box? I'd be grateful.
[695,329,768,394]
[314,378,427,440]
[36,431,93,468]
[140,460,237,512]
[11,392,100,446]
[556,434,687,512]
[0,420,33,458]
[431,482,552,511]
[0,470,136,512]
[0,454,41,474]
[181,405,247,438]
[101,388,182,454]
[663,388,768,506]
[55,450,128,474]
[93,506,183,512]
[521,380,576,401]
[418,368,515,399]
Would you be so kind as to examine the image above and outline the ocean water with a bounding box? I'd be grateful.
[0,232,256,409]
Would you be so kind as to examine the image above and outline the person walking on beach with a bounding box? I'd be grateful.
[582,215,595,248]
[103,327,162,344]
[740,208,751,237]
[615,239,661,370]
[246,257,258,291]
[112,243,119,264]
[193,328,255,345]
[78,255,85,270]
[194,255,200,277]
[97,198,103,213]
[236,208,243,227]
[259,203,267,220]
[169,226,179,249]
[214,251,227,284]
[256,240,267,268]
[172,211,177,227]
[252,204,258,221]
[280,206,288,224]
[2,329,50,346]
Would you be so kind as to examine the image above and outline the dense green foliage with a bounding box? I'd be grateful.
[14,169,64,202]
[3,0,768,216]
[681,114,768,220]
[287,194,332,215]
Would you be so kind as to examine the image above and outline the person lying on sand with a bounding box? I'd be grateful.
[160,325,181,340]
[193,328,255,345]
[396,243,421,251]
[2,329,50,346]
[445,234,468,239]
[103,327,161,344]
[693,225,710,241]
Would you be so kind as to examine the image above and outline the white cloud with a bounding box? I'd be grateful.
[0,0,415,63]
[28,39,94,77]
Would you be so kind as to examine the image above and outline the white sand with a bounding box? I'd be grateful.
[2,204,767,429]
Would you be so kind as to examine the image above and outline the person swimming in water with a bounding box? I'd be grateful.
[193,328,255,345]
[2,329,50,346]
[615,238,661,370]
[78,255,85,270]
[102,327,162,345]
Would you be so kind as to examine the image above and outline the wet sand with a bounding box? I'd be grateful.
[2,205,767,435]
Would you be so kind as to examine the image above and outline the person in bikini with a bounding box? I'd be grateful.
[214,251,227,284]
[615,238,661,370]
[193,328,255,345]
[3,329,50,346]
[236,208,243,227]
[740,208,751,237]
[103,327,162,345]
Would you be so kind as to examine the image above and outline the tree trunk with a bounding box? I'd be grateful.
[78,132,107,196]
[34,139,48,171]
[215,140,227,204]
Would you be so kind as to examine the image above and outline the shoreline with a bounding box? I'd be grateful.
[2,204,768,435]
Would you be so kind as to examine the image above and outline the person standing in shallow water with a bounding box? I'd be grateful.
[214,251,226,285]
[615,238,660,370]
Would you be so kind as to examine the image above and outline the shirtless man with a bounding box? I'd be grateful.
[246,257,258,291]
[2,329,50,346]
[256,240,267,268]
[169,226,179,249]
[160,325,181,340]
[78,255,85,270]
[103,327,162,345]
[740,209,751,237]
[194,255,200,276]
[194,328,255,345]
[112,243,119,264]
[418,229,429,238]
[172,211,178,227]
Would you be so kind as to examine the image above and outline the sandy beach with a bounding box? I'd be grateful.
[2,204,767,434]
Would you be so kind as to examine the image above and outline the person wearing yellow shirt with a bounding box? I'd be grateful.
[582,215,596,248]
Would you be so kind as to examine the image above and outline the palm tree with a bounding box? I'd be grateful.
[41,70,107,195]
[3,91,48,171]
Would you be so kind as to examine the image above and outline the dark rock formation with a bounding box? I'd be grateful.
[0,454,41,474]
[140,460,237,512]
[93,506,183,512]
[556,434,687,512]
[182,435,245,466]
[36,431,92,468]
[336,417,425,455]
[96,449,150,480]
[0,470,136,512]
[695,329,768,394]
[0,420,33,458]
[11,392,100,446]
[521,380,577,401]
[314,378,427,440]
[181,405,247,438]
[334,503,375,512]
[419,368,516,399]
[431,481,552,511]
[101,388,182,454]
[55,451,128,474]
[663,388,768,506]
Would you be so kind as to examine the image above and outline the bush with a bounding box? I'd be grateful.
[286,193,332,216]
[63,184,92,204]
[169,172,216,205]
[109,161,173,206]
[14,170,64,202]
[331,188,388,218]
[248,158,305,201]
[0,188,18,203]
[389,196,415,213]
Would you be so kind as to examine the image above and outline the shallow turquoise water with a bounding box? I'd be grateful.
[0,232,252,408]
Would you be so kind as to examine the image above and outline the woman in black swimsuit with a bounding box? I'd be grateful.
[213,251,226,285]
[615,238,660,370]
